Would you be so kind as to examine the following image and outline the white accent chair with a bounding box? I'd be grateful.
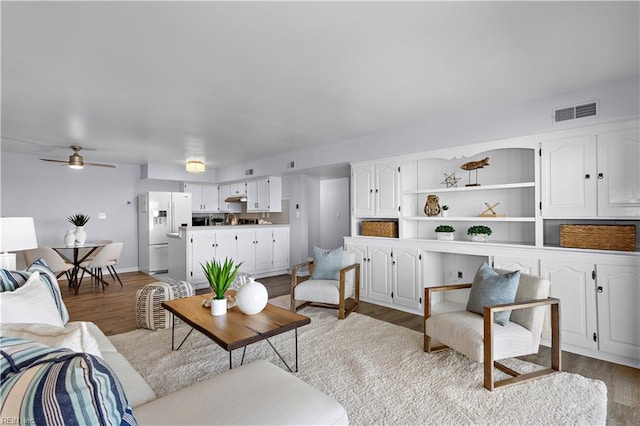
[290,251,360,320]
[79,242,124,291]
[424,270,561,390]
[23,247,74,281]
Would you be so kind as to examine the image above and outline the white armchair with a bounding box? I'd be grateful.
[290,250,360,320]
[424,268,561,390]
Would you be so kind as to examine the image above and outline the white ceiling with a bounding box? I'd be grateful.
[2,1,638,170]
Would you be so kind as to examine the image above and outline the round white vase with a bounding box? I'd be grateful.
[235,278,268,315]
[64,230,76,247]
[75,226,87,245]
[211,298,227,316]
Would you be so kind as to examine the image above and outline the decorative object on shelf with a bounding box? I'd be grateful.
[559,224,636,252]
[185,160,205,174]
[67,213,90,245]
[64,230,76,247]
[479,202,505,218]
[461,157,489,187]
[441,205,449,217]
[424,195,441,216]
[435,225,455,241]
[201,257,243,316]
[440,172,461,188]
[361,221,398,238]
[235,277,268,315]
[468,225,492,242]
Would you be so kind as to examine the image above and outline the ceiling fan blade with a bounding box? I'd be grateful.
[40,158,69,164]
[84,162,116,168]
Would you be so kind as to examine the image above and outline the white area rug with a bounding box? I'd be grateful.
[110,297,607,425]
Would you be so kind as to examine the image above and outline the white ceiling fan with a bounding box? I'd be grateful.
[40,145,116,169]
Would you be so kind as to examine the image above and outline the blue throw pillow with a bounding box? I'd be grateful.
[465,262,520,326]
[0,337,137,426]
[311,247,343,280]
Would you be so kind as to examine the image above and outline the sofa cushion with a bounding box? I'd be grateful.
[133,360,348,425]
[466,262,520,326]
[0,337,137,426]
[26,258,70,324]
[0,322,102,358]
[0,272,64,327]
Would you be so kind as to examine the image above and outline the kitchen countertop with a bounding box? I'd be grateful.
[179,223,290,231]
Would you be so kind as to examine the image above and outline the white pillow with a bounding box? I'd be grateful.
[0,271,64,327]
[0,322,102,358]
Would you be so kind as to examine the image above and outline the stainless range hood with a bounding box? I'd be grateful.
[224,195,247,203]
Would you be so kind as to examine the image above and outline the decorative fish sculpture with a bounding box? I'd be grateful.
[461,157,490,170]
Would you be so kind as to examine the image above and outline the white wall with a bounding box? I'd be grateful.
[319,177,350,249]
[1,152,178,270]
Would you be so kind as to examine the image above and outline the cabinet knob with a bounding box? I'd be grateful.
[597,286,603,293]
[597,173,604,179]
[585,174,590,179]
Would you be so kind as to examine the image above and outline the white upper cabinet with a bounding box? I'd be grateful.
[352,162,399,217]
[217,184,242,213]
[183,183,219,213]
[541,125,639,218]
[246,177,282,212]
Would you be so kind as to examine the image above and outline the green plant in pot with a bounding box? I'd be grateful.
[435,225,455,240]
[201,257,243,316]
[67,213,90,245]
[467,225,492,242]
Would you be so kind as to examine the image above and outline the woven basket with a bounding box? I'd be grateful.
[361,221,398,238]
[559,225,636,252]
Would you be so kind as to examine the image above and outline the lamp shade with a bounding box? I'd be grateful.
[0,217,38,252]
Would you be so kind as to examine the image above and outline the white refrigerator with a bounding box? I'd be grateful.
[138,192,192,273]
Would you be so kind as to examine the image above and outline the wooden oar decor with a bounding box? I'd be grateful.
[461,157,489,186]
[479,201,505,217]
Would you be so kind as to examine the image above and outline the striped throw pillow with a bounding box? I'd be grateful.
[0,337,137,426]
[27,259,70,324]
[0,269,29,292]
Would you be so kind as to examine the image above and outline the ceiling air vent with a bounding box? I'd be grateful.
[553,101,598,123]
[245,168,254,176]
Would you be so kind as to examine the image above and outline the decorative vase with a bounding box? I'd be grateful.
[211,298,227,316]
[64,230,76,247]
[235,278,268,315]
[470,233,489,242]
[424,195,441,216]
[75,226,87,245]
[436,232,454,241]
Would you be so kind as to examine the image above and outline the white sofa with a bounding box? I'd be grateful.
[0,266,348,425]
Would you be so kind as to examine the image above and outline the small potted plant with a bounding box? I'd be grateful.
[435,225,455,241]
[441,205,449,217]
[201,257,243,316]
[67,213,90,245]
[467,225,492,242]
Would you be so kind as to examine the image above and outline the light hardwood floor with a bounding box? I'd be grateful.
[61,271,638,425]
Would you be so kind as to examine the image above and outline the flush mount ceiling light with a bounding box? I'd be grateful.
[186,160,205,174]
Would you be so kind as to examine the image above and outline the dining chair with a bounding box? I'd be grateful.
[79,242,124,291]
[22,247,74,281]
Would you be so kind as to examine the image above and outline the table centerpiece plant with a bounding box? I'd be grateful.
[435,224,455,241]
[67,213,90,245]
[467,225,492,242]
[201,257,243,316]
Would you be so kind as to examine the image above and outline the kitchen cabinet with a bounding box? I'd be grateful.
[352,162,399,218]
[183,183,219,213]
[541,126,640,217]
[188,230,235,283]
[218,184,242,213]
[272,227,290,270]
[246,177,282,212]
[234,227,289,275]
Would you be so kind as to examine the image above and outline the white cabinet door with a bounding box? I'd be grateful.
[493,256,539,275]
[246,180,259,212]
[375,162,399,217]
[540,259,597,350]
[218,185,242,213]
[254,228,274,271]
[353,165,374,216]
[201,185,219,213]
[272,227,290,270]
[368,246,393,303]
[541,135,597,217]
[214,230,237,263]
[596,265,640,360]
[392,247,421,309]
[190,232,216,283]
[597,127,640,217]
[184,183,203,212]
[346,244,368,299]
[235,229,256,273]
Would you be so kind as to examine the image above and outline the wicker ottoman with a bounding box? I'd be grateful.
[135,280,195,330]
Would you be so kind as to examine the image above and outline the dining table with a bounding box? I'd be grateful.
[52,240,109,294]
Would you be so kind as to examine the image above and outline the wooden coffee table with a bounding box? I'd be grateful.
[161,294,310,372]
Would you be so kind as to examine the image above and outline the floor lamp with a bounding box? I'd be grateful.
[0,217,38,270]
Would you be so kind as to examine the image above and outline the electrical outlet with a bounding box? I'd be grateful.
[457,271,463,279]
[98,213,107,220]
